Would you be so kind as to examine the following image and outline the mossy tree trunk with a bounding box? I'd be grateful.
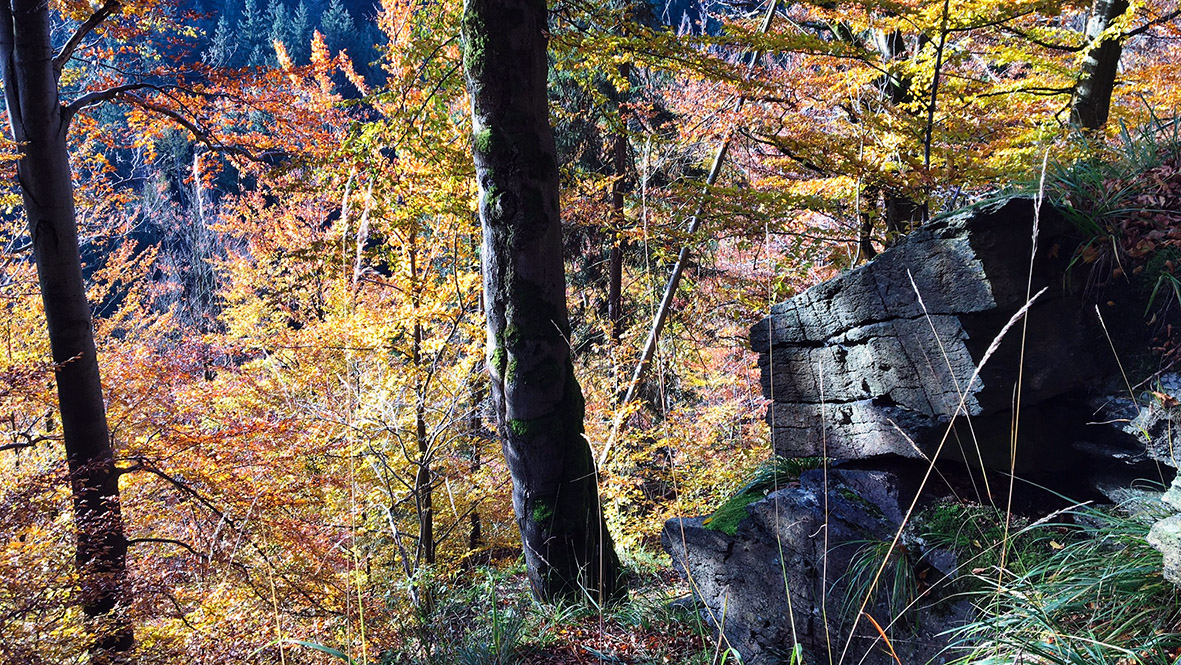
[1072,0,1130,129]
[462,0,622,602]
[0,2,132,661]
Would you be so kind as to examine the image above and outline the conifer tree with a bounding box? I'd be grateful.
[204,15,236,67]
[319,0,355,53]
[241,0,269,65]
[267,0,290,58]
[289,1,312,63]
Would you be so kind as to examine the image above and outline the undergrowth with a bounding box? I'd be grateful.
[949,501,1181,665]
[287,554,714,665]
[919,501,1052,584]
[1045,116,1181,360]
[839,538,919,635]
[1047,117,1181,238]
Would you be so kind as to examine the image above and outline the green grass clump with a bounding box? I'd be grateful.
[1144,246,1181,314]
[703,457,822,535]
[948,503,1181,665]
[919,500,1052,582]
[1045,116,1181,238]
[839,538,918,634]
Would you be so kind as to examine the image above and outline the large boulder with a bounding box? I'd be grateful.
[663,467,970,665]
[1086,373,1181,474]
[748,197,1155,482]
[666,197,1181,665]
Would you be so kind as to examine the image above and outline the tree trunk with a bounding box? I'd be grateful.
[0,3,132,661]
[466,366,484,553]
[462,0,622,602]
[884,191,925,243]
[409,244,435,569]
[872,28,910,105]
[857,186,879,261]
[1072,0,1129,129]
[607,63,631,345]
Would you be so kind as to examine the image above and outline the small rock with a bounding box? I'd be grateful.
[1148,515,1181,585]
[1162,476,1181,512]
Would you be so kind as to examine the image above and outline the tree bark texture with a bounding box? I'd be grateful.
[0,2,132,661]
[462,0,622,601]
[1072,0,1129,129]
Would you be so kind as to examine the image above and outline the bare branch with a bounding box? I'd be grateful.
[1125,9,1181,38]
[944,10,1036,33]
[119,457,339,616]
[129,537,207,558]
[119,458,236,526]
[61,82,160,124]
[0,441,34,453]
[53,1,123,78]
[1002,24,1085,52]
[973,85,1075,99]
[64,85,287,164]
[0,429,59,453]
[742,129,827,174]
[129,536,273,617]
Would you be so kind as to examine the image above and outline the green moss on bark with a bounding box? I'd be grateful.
[474,127,495,155]
[504,361,583,441]
[461,10,488,79]
[508,418,533,437]
[504,324,522,345]
[531,498,554,524]
[491,345,507,375]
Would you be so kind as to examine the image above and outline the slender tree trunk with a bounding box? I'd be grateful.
[858,186,879,261]
[872,26,929,233]
[0,3,131,661]
[467,273,487,556]
[606,158,627,344]
[1072,0,1129,129]
[884,192,925,242]
[466,365,484,553]
[409,246,434,567]
[873,28,909,105]
[599,0,776,467]
[607,63,631,345]
[462,0,622,602]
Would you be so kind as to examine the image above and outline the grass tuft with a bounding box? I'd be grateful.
[702,457,823,535]
[948,501,1181,665]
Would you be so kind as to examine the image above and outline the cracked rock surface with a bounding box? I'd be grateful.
[662,468,970,665]
[750,198,1108,469]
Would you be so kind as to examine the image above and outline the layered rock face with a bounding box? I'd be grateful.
[749,198,1118,472]
[664,197,1181,665]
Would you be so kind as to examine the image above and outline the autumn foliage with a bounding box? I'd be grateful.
[2,0,1180,661]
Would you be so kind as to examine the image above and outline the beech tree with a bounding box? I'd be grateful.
[1072,0,1130,129]
[462,0,622,601]
[0,1,132,661]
